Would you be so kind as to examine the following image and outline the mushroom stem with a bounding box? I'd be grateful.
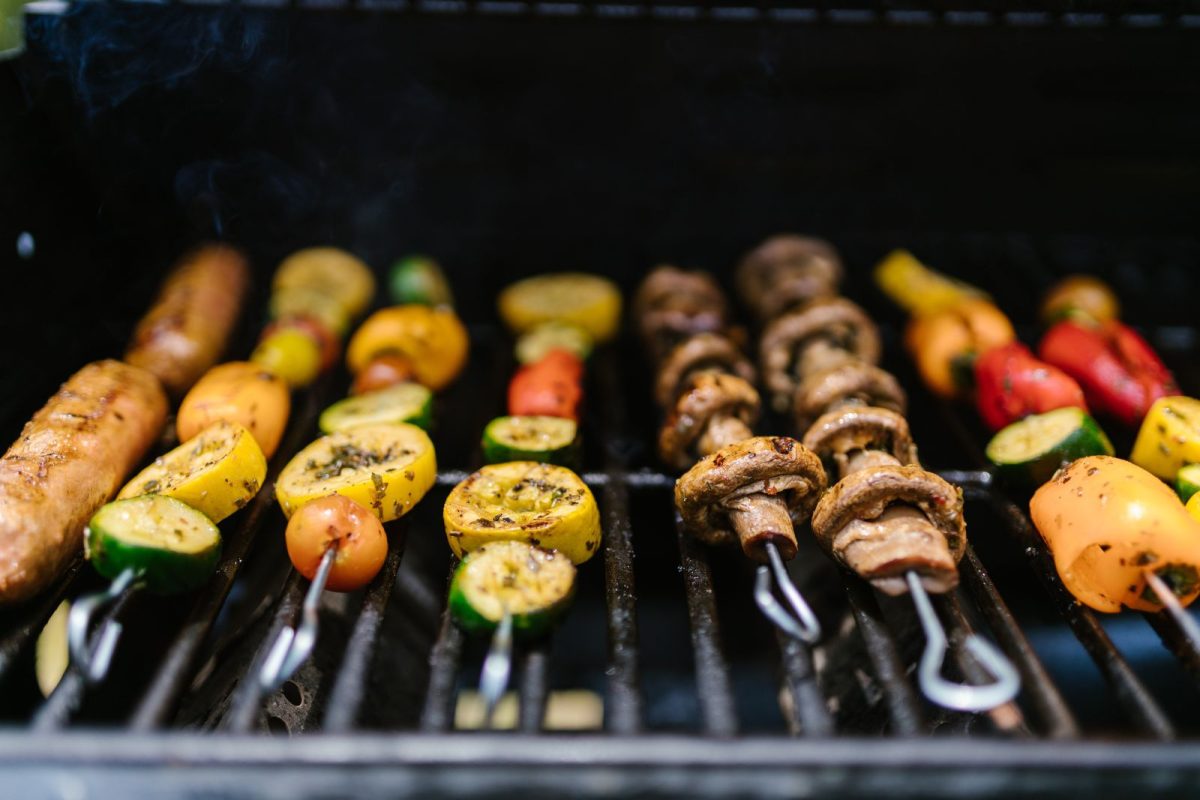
[697,415,754,455]
[832,505,960,596]
[725,493,798,562]
[797,337,855,381]
[844,448,902,475]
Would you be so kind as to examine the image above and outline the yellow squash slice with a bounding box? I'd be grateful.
[497,273,621,343]
[273,247,376,321]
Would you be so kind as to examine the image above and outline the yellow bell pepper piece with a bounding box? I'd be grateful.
[346,305,469,392]
[497,273,622,343]
[874,250,988,316]
[119,421,267,523]
[1131,396,1200,481]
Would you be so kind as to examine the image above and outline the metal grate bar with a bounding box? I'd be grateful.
[517,646,550,733]
[842,578,925,736]
[129,385,329,730]
[595,349,643,735]
[959,546,1080,739]
[418,567,465,732]
[675,518,738,737]
[1143,610,1200,685]
[322,528,408,732]
[936,592,1028,735]
[776,631,834,736]
[980,490,1176,740]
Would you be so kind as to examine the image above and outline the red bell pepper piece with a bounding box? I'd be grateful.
[974,342,1087,431]
[508,349,584,421]
[1039,320,1178,427]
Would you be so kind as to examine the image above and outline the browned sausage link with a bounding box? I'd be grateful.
[125,244,250,397]
[0,360,167,604]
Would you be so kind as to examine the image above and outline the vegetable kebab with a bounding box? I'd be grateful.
[439,272,615,726]
[258,257,469,692]
[635,263,828,643]
[743,235,1020,712]
[69,248,370,683]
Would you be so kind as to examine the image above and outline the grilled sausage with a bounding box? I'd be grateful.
[125,244,250,397]
[0,360,168,604]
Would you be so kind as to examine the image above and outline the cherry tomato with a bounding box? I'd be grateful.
[262,315,340,371]
[285,494,388,592]
[352,354,416,396]
[251,328,322,388]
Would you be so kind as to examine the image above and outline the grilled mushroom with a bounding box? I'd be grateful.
[759,298,881,414]
[658,372,760,470]
[655,332,756,408]
[676,436,826,560]
[802,406,918,477]
[810,465,966,595]
[736,235,843,322]
[793,362,906,433]
[634,266,728,361]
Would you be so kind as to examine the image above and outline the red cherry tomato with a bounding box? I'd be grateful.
[352,354,417,396]
[285,494,388,592]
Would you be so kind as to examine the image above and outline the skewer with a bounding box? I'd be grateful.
[478,609,515,729]
[67,567,144,684]
[754,541,822,643]
[257,544,337,693]
[1145,571,1200,653]
[905,571,1020,712]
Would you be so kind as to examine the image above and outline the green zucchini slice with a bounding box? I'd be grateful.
[388,256,454,308]
[514,321,593,365]
[448,540,576,637]
[85,495,222,595]
[482,415,580,467]
[986,407,1114,487]
[319,381,434,434]
[1176,464,1200,503]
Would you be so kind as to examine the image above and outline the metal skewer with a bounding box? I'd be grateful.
[906,571,1021,712]
[1145,571,1200,651]
[258,545,337,693]
[754,541,822,643]
[478,609,514,729]
[68,567,144,684]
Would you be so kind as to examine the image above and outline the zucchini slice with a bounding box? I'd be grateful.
[1176,464,1200,503]
[388,256,454,308]
[85,495,222,594]
[448,540,576,637]
[443,462,601,565]
[119,421,267,523]
[482,416,580,467]
[276,423,437,522]
[514,322,593,365]
[319,382,434,434]
[986,407,1114,487]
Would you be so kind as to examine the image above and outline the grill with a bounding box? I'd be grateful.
[3,2,1200,797]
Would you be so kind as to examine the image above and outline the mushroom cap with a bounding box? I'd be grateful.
[736,234,843,321]
[655,332,756,408]
[793,362,906,434]
[658,372,760,471]
[760,298,881,413]
[675,435,827,548]
[802,406,918,473]
[634,266,727,359]
[810,465,966,565]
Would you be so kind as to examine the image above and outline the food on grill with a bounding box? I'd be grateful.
[873,249,987,316]
[351,354,417,396]
[1176,464,1200,504]
[448,540,576,637]
[346,305,469,392]
[319,382,434,434]
[498,272,622,343]
[251,326,323,388]
[802,406,918,476]
[658,372,759,471]
[633,266,728,360]
[675,436,825,558]
[124,244,250,397]
[1030,455,1200,613]
[284,493,388,592]
[812,466,966,595]
[177,361,291,459]
[904,298,1015,399]
[388,255,454,308]
[443,462,601,565]
[792,362,906,435]
[261,315,340,373]
[1039,319,1177,427]
[270,287,352,339]
[759,298,880,414]
[275,423,437,522]
[654,332,756,409]
[1130,396,1200,481]
[118,421,267,523]
[85,495,222,595]
[736,234,842,321]
[508,349,584,421]
[1189,492,1200,523]
[0,360,167,604]
[1041,274,1120,325]
[515,321,593,365]
[985,407,1113,487]
[273,247,376,323]
[482,416,580,467]
[973,342,1088,432]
